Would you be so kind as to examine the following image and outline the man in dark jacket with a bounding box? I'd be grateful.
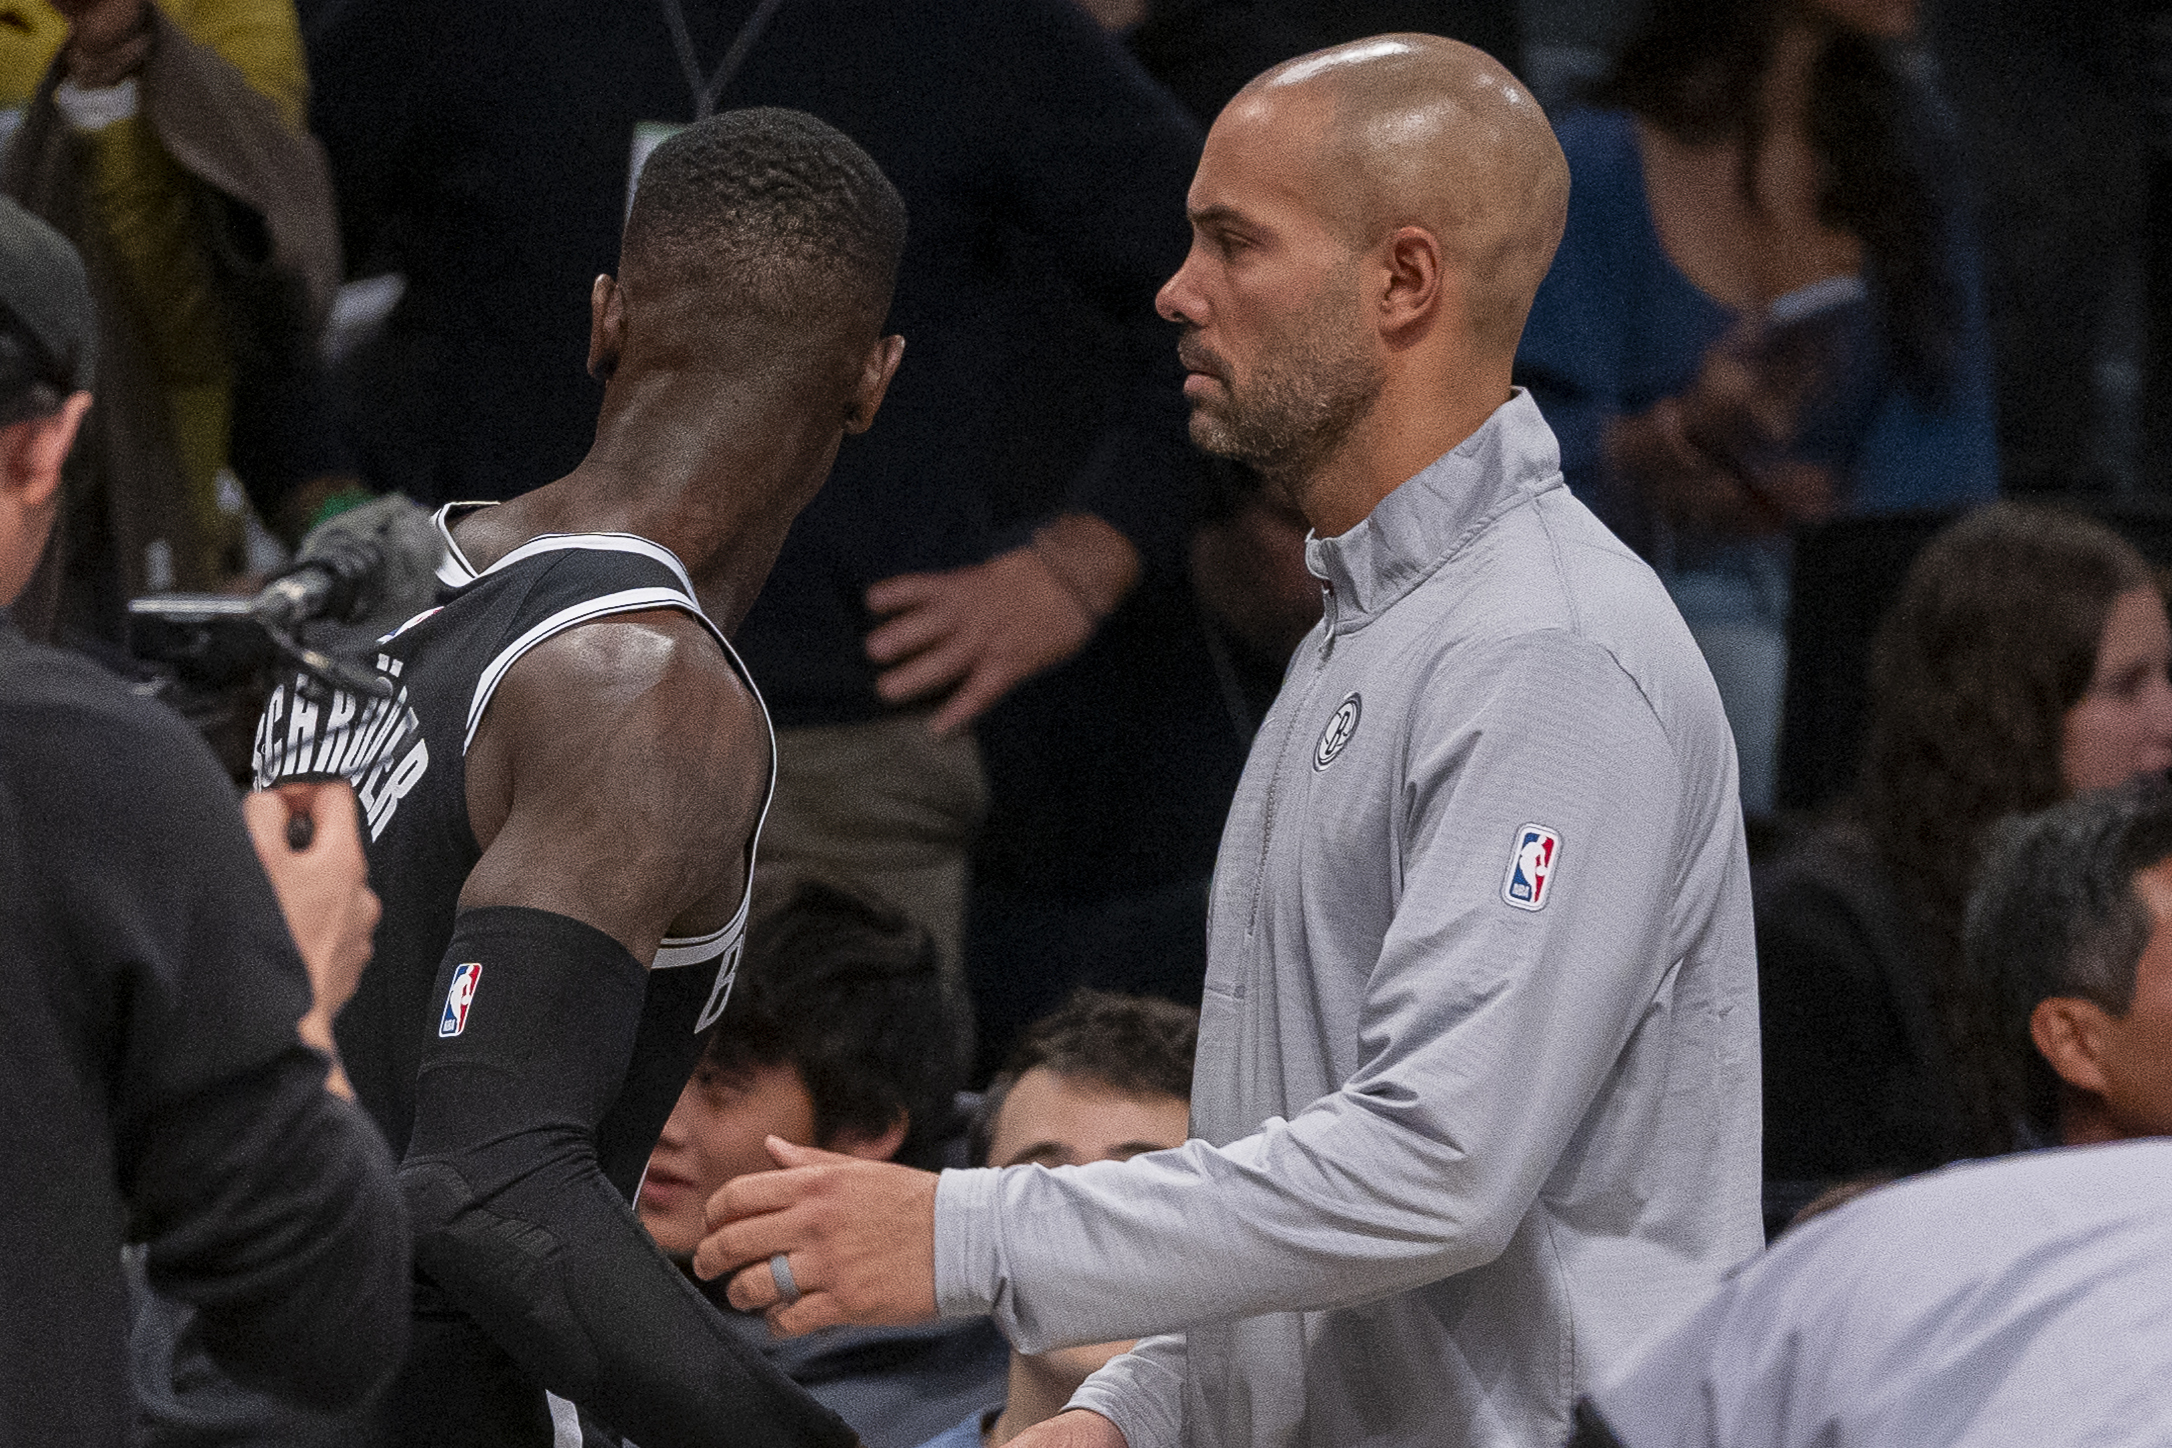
[0,195,408,1446]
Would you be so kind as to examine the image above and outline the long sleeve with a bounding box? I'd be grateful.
[1067,1333,1189,1448]
[936,631,1686,1349]
[32,668,414,1414]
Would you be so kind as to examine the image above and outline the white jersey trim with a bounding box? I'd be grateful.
[436,501,777,981]
[432,503,699,599]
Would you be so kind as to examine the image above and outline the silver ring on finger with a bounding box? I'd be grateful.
[769,1252,803,1307]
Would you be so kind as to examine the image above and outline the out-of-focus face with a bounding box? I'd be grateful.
[2084,856,2172,1138]
[989,1068,1191,1383]
[1156,87,1381,498]
[638,1058,818,1258]
[1806,0,1919,41]
[2062,587,2172,795]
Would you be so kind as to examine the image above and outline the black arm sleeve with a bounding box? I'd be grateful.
[398,906,856,1448]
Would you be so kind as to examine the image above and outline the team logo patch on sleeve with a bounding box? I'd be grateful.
[439,962,482,1037]
[1502,825,1559,911]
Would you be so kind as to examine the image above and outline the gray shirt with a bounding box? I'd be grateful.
[934,391,1762,1447]
[1585,1140,2172,1447]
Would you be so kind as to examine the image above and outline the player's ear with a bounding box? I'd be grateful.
[1,391,88,509]
[2031,996,2114,1098]
[587,274,626,382]
[843,334,905,435]
[824,1108,908,1162]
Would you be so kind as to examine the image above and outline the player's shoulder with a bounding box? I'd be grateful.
[490,609,764,795]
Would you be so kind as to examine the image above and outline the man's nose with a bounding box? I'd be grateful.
[1157,251,1203,326]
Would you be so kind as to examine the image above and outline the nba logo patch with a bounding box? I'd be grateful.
[1501,825,1559,912]
[439,962,482,1037]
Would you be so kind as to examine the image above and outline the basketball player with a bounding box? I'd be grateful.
[253,109,906,1447]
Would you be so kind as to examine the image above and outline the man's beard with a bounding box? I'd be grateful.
[1180,289,1382,500]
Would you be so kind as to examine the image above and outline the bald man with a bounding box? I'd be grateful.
[695,37,1761,1448]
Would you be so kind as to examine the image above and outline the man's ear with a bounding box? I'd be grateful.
[824,1109,909,1163]
[843,334,906,435]
[1,391,90,510]
[2030,996,2115,1097]
[1376,225,1445,339]
[587,273,626,381]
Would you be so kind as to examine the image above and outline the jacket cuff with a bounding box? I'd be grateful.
[933,1166,1005,1319]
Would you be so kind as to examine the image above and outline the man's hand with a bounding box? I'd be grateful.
[693,1137,940,1337]
[1006,1411,1130,1448]
[865,514,1140,737]
[243,782,379,1094]
[1605,323,1840,541]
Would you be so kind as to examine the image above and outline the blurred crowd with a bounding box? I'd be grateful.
[6,0,2172,1444]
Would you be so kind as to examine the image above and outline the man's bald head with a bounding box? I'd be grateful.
[1236,35,1568,356]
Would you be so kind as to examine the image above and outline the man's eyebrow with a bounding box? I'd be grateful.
[1109,1141,1181,1160]
[1000,1143,1073,1168]
[1188,203,1252,231]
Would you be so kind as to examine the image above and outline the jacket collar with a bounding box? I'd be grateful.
[1303,388,1562,633]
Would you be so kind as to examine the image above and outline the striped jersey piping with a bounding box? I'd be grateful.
[430,503,771,972]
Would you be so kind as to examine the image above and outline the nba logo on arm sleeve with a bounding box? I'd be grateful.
[1502,825,1559,911]
[439,962,482,1037]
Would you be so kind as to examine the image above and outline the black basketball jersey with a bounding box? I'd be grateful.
[252,506,773,1200]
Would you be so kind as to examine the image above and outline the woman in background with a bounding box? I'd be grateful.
[1756,504,2172,1212]
[1515,0,1997,813]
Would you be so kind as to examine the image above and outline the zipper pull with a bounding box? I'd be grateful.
[1317,582,1336,663]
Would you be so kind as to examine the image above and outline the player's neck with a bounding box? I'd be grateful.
[478,376,840,631]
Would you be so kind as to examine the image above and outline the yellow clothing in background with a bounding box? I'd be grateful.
[0,0,309,567]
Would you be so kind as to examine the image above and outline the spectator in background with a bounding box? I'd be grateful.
[0,0,358,649]
[1515,0,1997,814]
[639,872,997,1448]
[307,0,1214,998]
[921,991,1197,1448]
[1757,504,2172,1217]
[1966,781,2172,1151]
[0,196,406,1445]
[1569,1141,2172,1448]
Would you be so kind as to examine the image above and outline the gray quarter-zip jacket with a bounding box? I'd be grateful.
[933,390,1762,1447]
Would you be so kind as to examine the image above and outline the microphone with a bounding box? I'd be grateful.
[251,528,384,631]
[129,495,444,701]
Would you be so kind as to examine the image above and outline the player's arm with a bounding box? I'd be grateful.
[398,613,856,1448]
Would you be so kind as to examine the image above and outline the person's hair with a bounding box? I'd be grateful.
[1592,0,1961,404]
[622,106,906,334]
[970,990,1198,1167]
[1858,502,2155,1151]
[697,871,969,1170]
[1965,782,2172,1145]
[0,306,70,427]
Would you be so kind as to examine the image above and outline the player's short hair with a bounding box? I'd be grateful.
[622,106,906,333]
[1967,780,2172,1141]
[698,870,968,1170]
[970,990,1198,1167]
